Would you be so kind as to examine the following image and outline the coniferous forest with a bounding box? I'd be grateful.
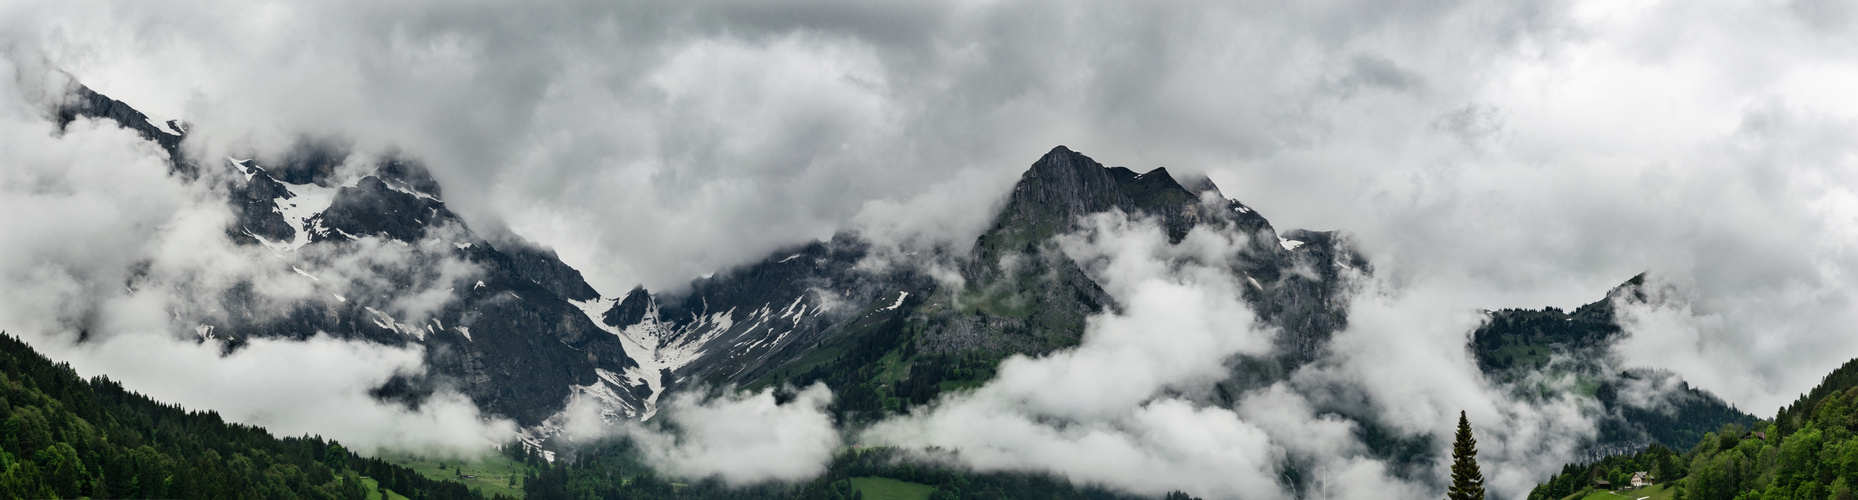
[0,332,496,499]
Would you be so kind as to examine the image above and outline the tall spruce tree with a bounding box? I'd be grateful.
[1448,411,1486,500]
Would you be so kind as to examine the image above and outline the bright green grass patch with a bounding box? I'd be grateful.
[384,452,534,498]
[850,476,937,500]
[360,477,412,500]
[1575,483,1674,500]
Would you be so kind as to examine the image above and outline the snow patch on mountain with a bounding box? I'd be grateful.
[378,178,439,202]
[1279,236,1304,251]
[274,179,340,251]
[881,292,909,311]
[227,158,257,182]
[666,309,735,366]
[363,307,425,341]
[292,266,318,280]
[577,368,643,423]
[522,366,653,444]
[573,297,665,419]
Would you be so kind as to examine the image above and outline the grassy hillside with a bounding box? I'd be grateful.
[849,476,936,500]
[384,449,537,498]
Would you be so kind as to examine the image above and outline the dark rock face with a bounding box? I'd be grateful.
[375,157,444,199]
[229,166,298,243]
[312,176,456,243]
[422,270,639,425]
[270,139,348,186]
[983,146,1141,245]
[53,84,192,176]
[605,287,654,329]
[497,242,600,302]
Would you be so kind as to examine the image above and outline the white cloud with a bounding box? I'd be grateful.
[65,332,515,456]
[625,384,840,486]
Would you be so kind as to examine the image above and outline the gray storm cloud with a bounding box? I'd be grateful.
[0,0,1586,295]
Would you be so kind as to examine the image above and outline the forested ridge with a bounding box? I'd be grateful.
[1531,355,1858,500]
[0,332,499,499]
[1472,275,1758,454]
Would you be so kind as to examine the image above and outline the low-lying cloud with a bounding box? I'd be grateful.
[623,384,840,486]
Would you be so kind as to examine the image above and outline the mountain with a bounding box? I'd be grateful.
[56,84,653,431]
[1470,275,1758,458]
[592,145,1366,426]
[0,331,497,499]
[50,80,1754,488]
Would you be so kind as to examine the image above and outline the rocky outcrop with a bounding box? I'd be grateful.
[53,83,192,176]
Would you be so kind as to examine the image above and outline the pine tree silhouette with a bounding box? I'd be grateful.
[1448,411,1486,500]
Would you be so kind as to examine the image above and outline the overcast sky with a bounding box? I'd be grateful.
[5,0,1858,438]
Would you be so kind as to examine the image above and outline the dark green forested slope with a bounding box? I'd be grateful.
[0,332,498,499]
[1530,356,1858,500]
[1472,275,1757,453]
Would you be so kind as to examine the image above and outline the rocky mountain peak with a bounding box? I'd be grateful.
[605,286,655,329]
[978,147,1224,266]
[1002,146,1138,231]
